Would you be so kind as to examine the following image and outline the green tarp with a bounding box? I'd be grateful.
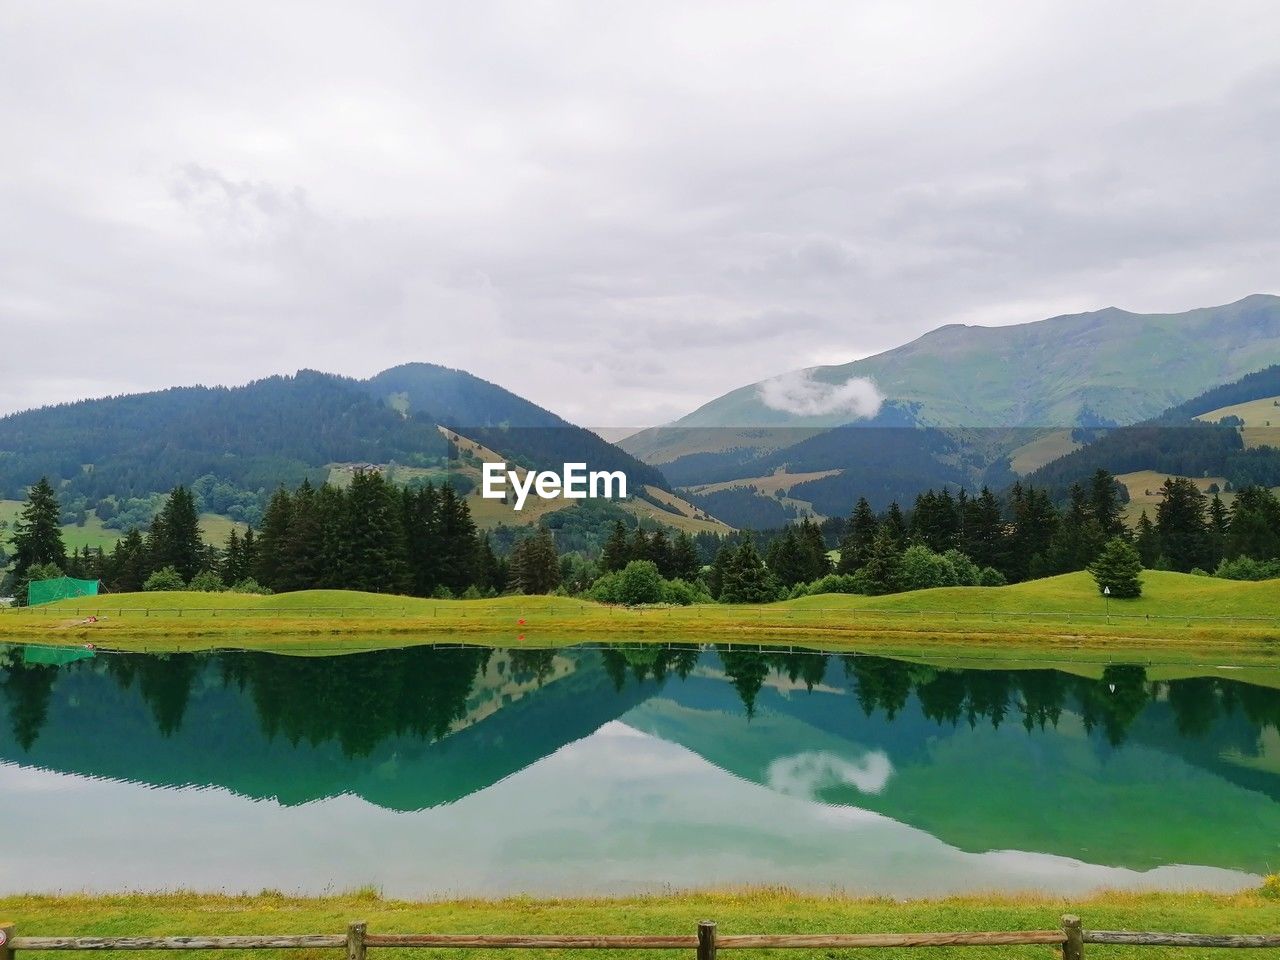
[27,576,100,606]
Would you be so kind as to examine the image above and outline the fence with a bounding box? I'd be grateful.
[3,918,1280,960]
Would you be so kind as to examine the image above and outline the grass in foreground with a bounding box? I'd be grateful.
[1,571,1278,665]
[2,889,1278,960]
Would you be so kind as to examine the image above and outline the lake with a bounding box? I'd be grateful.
[1,641,1277,897]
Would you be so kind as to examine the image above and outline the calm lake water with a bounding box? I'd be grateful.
[1,641,1277,897]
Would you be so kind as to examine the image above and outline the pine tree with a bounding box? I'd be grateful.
[600,521,630,573]
[222,528,246,585]
[1088,537,1143,598]
[277,480,323,591]
[883,501,907,543]
[511,526,560,594]
[836,497,877,573]
[669,532,701,581]
[147,486,204,582]
[437,484,480,595]
[12,478,67,594]
[1089,469,1125,539]
[795,517,831,582]
[860,526,903,595]
[647,529,673,578]
[254,488,294,589]
[342,470,411,593]
[961,487,1005,571]
[1155,477,1210,572]
[1134,511,1160,568]
[706,542,734,599]
[719,535,776,603]
[111,529,147,592]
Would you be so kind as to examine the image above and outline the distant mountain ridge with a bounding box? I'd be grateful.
[623,294,1280,465]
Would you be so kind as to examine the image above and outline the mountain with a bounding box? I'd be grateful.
[364,363,668,491]
[621,295,1280,524]
[623,294,1280,465]
[0,363,680,533]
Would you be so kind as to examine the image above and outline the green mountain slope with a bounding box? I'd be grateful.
[623,294,1280,465]
[0,364,667,503]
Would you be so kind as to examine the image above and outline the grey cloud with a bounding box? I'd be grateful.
[2,1,1279,429]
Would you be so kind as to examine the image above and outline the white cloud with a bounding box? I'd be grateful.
[757,371,885,418]
[765,749,894,798]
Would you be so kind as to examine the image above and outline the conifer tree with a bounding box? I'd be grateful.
[600,520,630,573]
[12,478,67,594]
[1088,537,1143,598]
[860,526,903,596]
[254,489,294,589]
[511,526,560,594]
[719,534,776,603]
[669,532,701,582]
[1089,469,1125,539]
[147,486,204,582]
[1155,477,1210,572]
[706,542,734,599]
[882,501,907,543]
[836,497,877,573]
[342,470,410,593]
[1134,511,1160,567]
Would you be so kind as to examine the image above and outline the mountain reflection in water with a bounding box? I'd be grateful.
[1,642,1277,896]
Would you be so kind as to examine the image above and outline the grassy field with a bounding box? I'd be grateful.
[1008,429,1081,475]
[0,502,244,555]
[2,571,1278,664]
[1116,472,1230,526]
[1195,395,1280,449]
[2,888,1278,960]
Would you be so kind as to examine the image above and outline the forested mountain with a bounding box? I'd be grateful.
[0,363,666,505]
[1026,365,1280,495]
[365,363,667,490]
[0,371,437,501]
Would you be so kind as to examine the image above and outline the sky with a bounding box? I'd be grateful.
[3,1,1280,430]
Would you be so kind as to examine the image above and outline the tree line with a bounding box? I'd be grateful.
[4,644,1278,758]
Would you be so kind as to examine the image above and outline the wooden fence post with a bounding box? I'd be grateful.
[347,922,366,960]
[1,921,15,960]
[697,921,716,960]
[1062,915,1083,960]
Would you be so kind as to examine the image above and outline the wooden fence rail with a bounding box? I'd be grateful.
[3,918,1280,960]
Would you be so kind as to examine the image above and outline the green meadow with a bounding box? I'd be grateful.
[3,888,1279,960]
[3,570,1278,665]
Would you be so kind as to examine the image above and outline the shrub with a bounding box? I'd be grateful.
[1215,556,1280,581]
[188,569,226,592]
[899,545,960,592]
[1262,874,1280,900]
[143,566,186,591]
[431,585,455,600]
[230,578,271,595]
[460,585,483,599]
[799,573,865,597]
[942,549,981,586]
[662,578,712,606]
[978,566,1007,586]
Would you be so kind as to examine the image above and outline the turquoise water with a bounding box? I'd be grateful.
[1,642,1277,896]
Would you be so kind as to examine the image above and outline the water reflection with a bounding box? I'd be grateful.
[1,641,1278,894]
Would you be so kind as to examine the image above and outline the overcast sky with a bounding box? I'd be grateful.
[3,1,1279,429]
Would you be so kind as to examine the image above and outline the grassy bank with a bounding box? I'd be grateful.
[1,572,1278,665]
[3,889,1278,960]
